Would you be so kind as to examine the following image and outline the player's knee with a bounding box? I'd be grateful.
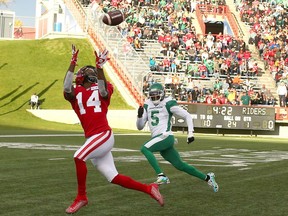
[74,157,79,161]
[74,157,84,163]
[140,145,148,154]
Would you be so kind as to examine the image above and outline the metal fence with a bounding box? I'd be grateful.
[85,6,151,103]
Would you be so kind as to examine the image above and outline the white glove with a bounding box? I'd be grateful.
[94,49,110,69]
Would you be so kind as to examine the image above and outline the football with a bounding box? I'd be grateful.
[102,10,125,26]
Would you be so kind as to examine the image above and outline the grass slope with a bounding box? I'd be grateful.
[0,38,132,131]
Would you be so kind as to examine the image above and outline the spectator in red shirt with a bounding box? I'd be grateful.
[158,31,165,44]
[237,49,244,61]
[164,33,172,46]
[243,50,251,60]
[163,57,171,72]
[205,91,213,104]
[219,93,228,104]
[198,63,208,78]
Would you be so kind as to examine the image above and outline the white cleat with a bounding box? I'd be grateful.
[207,172,219,192]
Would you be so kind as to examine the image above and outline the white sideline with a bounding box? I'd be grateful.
[26,109,148,131]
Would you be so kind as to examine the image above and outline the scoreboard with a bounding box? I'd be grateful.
[173,104,275,131]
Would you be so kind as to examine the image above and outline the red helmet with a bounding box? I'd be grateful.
[75,66,97,85]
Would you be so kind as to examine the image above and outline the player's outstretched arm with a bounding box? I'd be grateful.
[94,49,110,98]
[63,44,78,100]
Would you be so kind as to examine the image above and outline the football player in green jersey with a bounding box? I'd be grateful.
[136,83,219,192]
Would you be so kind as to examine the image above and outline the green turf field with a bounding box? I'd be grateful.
[0,131,287,216]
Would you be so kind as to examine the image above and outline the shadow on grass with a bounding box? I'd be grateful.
[0,85,23,101]
[0,82,39,109]
[0,80,58,116]
[0,63,8,70]
[37,79,58,98]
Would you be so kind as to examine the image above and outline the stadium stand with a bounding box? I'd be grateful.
[73,0,287,108]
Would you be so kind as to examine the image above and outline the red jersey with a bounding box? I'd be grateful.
[158,35,164,43]
[65,82,113,138]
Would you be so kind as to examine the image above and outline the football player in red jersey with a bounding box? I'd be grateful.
[63,45,164,214]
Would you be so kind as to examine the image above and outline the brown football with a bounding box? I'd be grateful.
[102,10,125,26]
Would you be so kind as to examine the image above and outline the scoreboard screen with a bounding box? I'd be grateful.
[173,104,275,131]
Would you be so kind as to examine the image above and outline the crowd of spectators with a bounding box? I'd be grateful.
[143,72,276,106]
[81,0,287,107]
[238,0,288,106]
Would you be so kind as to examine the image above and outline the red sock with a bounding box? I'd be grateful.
[74,158,87,199]
[111,174,150,194]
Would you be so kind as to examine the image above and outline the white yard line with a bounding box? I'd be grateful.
[0,142,137,152]
[0,133,147,138]
[1,140,288,170]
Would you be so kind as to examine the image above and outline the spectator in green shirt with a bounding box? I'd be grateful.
[205,58,214,76]
[213,79,222,91]
[241,91,251,105]
[192,63,200,77]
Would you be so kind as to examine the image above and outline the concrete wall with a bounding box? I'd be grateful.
[27,109,288,137]
[27,109,149,131]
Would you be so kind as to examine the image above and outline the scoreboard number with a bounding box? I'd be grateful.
[175,104,275,131]
[227,121,237,128]
[262,120,274,130]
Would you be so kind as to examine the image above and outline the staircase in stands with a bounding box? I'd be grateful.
[225,0,278,98]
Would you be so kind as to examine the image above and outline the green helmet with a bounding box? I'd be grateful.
[148,83,165,105]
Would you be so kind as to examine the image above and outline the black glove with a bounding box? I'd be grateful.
[187,136,195,144]
[137,106,144,118]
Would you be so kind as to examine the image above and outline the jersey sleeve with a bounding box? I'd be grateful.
[165,97,178,109]
[170,104,194,133]
[106,82,114,98]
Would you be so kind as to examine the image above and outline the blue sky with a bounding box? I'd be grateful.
[0,0,36,26]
